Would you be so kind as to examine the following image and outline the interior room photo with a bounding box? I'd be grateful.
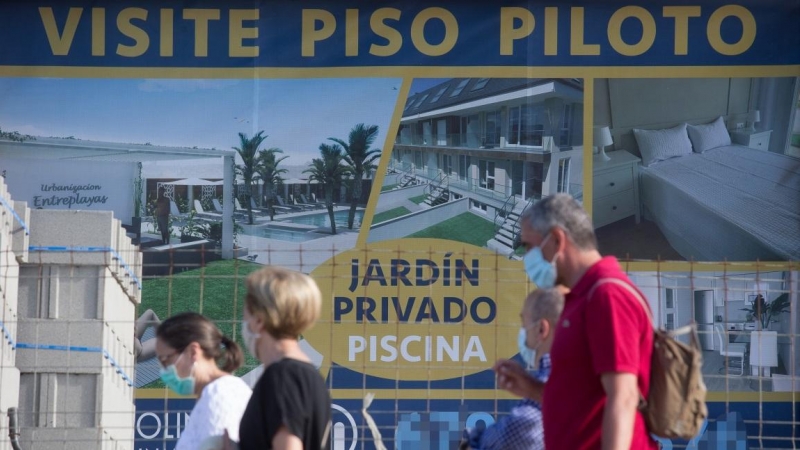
[629,270,798,393]
[592,77,800,262]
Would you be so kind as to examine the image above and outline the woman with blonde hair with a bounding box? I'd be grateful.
[155,312,252,450]
[237,265,332,450]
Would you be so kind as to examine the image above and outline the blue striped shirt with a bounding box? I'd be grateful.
[469,354,551,450]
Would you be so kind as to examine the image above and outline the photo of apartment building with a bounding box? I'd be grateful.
[370,78,584,257]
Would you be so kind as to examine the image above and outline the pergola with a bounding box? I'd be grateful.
[0,137,238,258]
[159,177,224,208]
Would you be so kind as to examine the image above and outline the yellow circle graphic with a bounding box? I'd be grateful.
[306,239,530,381]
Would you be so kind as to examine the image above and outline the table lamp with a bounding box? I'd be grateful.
[593,126,613,162]
[748,110,760,132]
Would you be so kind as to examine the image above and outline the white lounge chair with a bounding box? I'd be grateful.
[169,200,188,219]
[275,196,304,212]
[250,197,293,214]
[290,194,316,210]
[214,198,251,219]
[300,194,324,209]
[194,199,222,219]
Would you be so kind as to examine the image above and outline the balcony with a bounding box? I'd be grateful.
[394,132,556,154]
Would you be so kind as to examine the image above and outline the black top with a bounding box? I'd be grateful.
[239,358,332,450]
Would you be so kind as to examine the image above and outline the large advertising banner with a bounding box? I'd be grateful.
[0,1,798,449]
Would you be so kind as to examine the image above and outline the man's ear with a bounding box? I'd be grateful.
[551,227,567,253]
[539,319,552,340]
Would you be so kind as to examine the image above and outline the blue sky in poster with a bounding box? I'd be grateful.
[0,77,400,165]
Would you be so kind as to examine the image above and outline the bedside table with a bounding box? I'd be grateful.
[730,129,771,151]
[592,150,641,229]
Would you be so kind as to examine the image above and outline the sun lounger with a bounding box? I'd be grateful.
[275,196,304,212]
[214,198,252,218]
[290,194,317,210]
[194,199,222,219]
[311,192,338,207]
[250,197,293,214]
[300,194,325,209]
[170,200,188,219]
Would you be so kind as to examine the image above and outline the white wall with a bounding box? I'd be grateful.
[593,78,752,156]
[2,158,137,224]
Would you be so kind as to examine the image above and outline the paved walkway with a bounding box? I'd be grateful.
[234,229,359,274]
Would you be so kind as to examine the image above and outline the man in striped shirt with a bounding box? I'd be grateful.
[463,288,564,450]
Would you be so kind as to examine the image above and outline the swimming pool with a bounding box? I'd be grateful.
[241,226,323,243]
[280,210,364,228]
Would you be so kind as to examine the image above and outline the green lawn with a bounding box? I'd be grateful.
[407,212,495,247]
[381,184,398,192]
[140,259,263,384]
[373,206,411,224]
[409,194,427,204]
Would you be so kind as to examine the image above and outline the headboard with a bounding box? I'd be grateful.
[603,78,751,158]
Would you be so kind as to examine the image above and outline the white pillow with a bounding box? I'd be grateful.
[633,123,693,167]
[687,116,731,153]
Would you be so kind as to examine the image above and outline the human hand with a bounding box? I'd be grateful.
[493,359,539,399]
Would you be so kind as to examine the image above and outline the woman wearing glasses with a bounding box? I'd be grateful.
[155,312,252,450]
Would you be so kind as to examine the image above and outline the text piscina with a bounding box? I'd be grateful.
[305,242,528,380]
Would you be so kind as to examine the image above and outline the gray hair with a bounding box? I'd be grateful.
[526,288,565,324]
[520,193,597,251]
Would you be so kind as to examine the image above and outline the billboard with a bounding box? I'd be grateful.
[0,1,798,449]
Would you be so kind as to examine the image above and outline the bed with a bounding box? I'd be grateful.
[640,144,800,261]
[639,142,800,261]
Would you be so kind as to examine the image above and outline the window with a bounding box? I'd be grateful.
[412,94,429,108]
[422,121,432,145]
[430,87,447,103]
[471,78,489,91]
[458,155,470,182]
[462,114,481,147]
[441,154,453,175]
[664,288,676,331]
[479,160,495,190]
[484,110,501,146]
[508,105,544,146]
[450,79,470,97]
[559,103,573,146]
[414,151,423,169]
[556,158,570,193]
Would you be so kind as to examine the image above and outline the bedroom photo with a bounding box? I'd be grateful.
[592,77,800,262]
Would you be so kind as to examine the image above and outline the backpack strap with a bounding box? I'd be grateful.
[587,278,653,323]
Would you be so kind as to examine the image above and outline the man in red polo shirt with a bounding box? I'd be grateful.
[495,193,657,450]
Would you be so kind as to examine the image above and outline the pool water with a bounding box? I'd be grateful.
[280,210,364,228]
[246,227,322,242]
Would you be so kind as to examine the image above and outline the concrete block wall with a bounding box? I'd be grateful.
[0,179,25,450]
[15,209,140,450]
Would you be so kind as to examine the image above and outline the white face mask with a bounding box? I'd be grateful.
[242,319,260,358]
[517,320,542,370]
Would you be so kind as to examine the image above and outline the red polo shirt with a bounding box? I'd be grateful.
[542,256,657,450]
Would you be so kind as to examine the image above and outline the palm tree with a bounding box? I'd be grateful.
[330,123,380,229]
[304,143,351,235]
[233,131,268,224]
[254,147,288,221]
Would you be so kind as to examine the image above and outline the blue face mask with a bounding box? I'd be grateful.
[159,352,195,396]
[517,327,536,368]
[523,233,558,288]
